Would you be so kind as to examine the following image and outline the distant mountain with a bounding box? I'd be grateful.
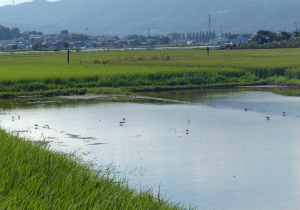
[0,0,299,35]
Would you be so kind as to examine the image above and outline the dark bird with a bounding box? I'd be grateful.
[282,112,286,116]
[123,118,126,121]
[43,125,50,129]
[245,108,248,111]
[266,116,270,120]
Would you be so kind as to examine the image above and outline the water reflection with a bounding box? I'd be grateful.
[139,87,300,116]
[1,89,300,210]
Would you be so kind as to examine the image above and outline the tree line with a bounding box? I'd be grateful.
[0,25,45,40]
[234,30,300,49]
[0,25,21,40]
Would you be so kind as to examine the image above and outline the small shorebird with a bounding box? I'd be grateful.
[43,125,50,129]
[266,116,270,120]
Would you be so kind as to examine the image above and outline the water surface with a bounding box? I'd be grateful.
[1,89,300,209]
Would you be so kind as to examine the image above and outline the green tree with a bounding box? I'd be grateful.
[251,30,271,44]
[10,27,21,38]
[60,30,69,35]
[0,25,12,40]
[281,32,292,40]
[294,31,300,38]
[33,42,43,50]
[63,42,69,48]
[71,33,88,41]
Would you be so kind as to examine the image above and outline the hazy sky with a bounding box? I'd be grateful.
[0,0,58,7]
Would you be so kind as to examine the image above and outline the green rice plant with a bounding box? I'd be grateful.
[285,68,300,79]
[0,129,189,210]
[1,48,300,97]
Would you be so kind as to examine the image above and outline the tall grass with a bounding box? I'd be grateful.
[0,63,262,96]
[0,129,187,209]
[1,48,300,97]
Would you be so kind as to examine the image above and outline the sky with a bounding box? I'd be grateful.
[0,0,58,7]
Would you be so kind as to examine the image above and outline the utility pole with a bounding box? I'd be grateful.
[147,28,150,45]
[208,14,211,33]
[219,26,223,39]
[68,50,70,64]
[294,22,298,32]
[86,28,88,36]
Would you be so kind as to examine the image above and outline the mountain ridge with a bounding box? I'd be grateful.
[0,0,299,35]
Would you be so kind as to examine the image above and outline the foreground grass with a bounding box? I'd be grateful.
[1,48,300,97]
[0,129,186,209]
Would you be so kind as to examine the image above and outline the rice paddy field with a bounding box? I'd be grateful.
[1,48,300,97]
[1,48,300,209]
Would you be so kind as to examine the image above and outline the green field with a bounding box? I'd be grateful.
[0,129,187,210]
[1,48,300,209]
[1,48,300,97]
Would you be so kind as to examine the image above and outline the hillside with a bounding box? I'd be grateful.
[0,0,299,35]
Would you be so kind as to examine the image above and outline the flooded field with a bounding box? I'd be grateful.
[1,88,300,209]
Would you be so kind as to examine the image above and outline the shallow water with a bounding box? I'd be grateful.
[1,89,300,209]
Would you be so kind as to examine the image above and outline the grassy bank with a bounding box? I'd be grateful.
[0,129,186,209]
[1,48,300,97]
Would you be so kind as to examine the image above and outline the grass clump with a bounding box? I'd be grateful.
[0,129,187,210]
